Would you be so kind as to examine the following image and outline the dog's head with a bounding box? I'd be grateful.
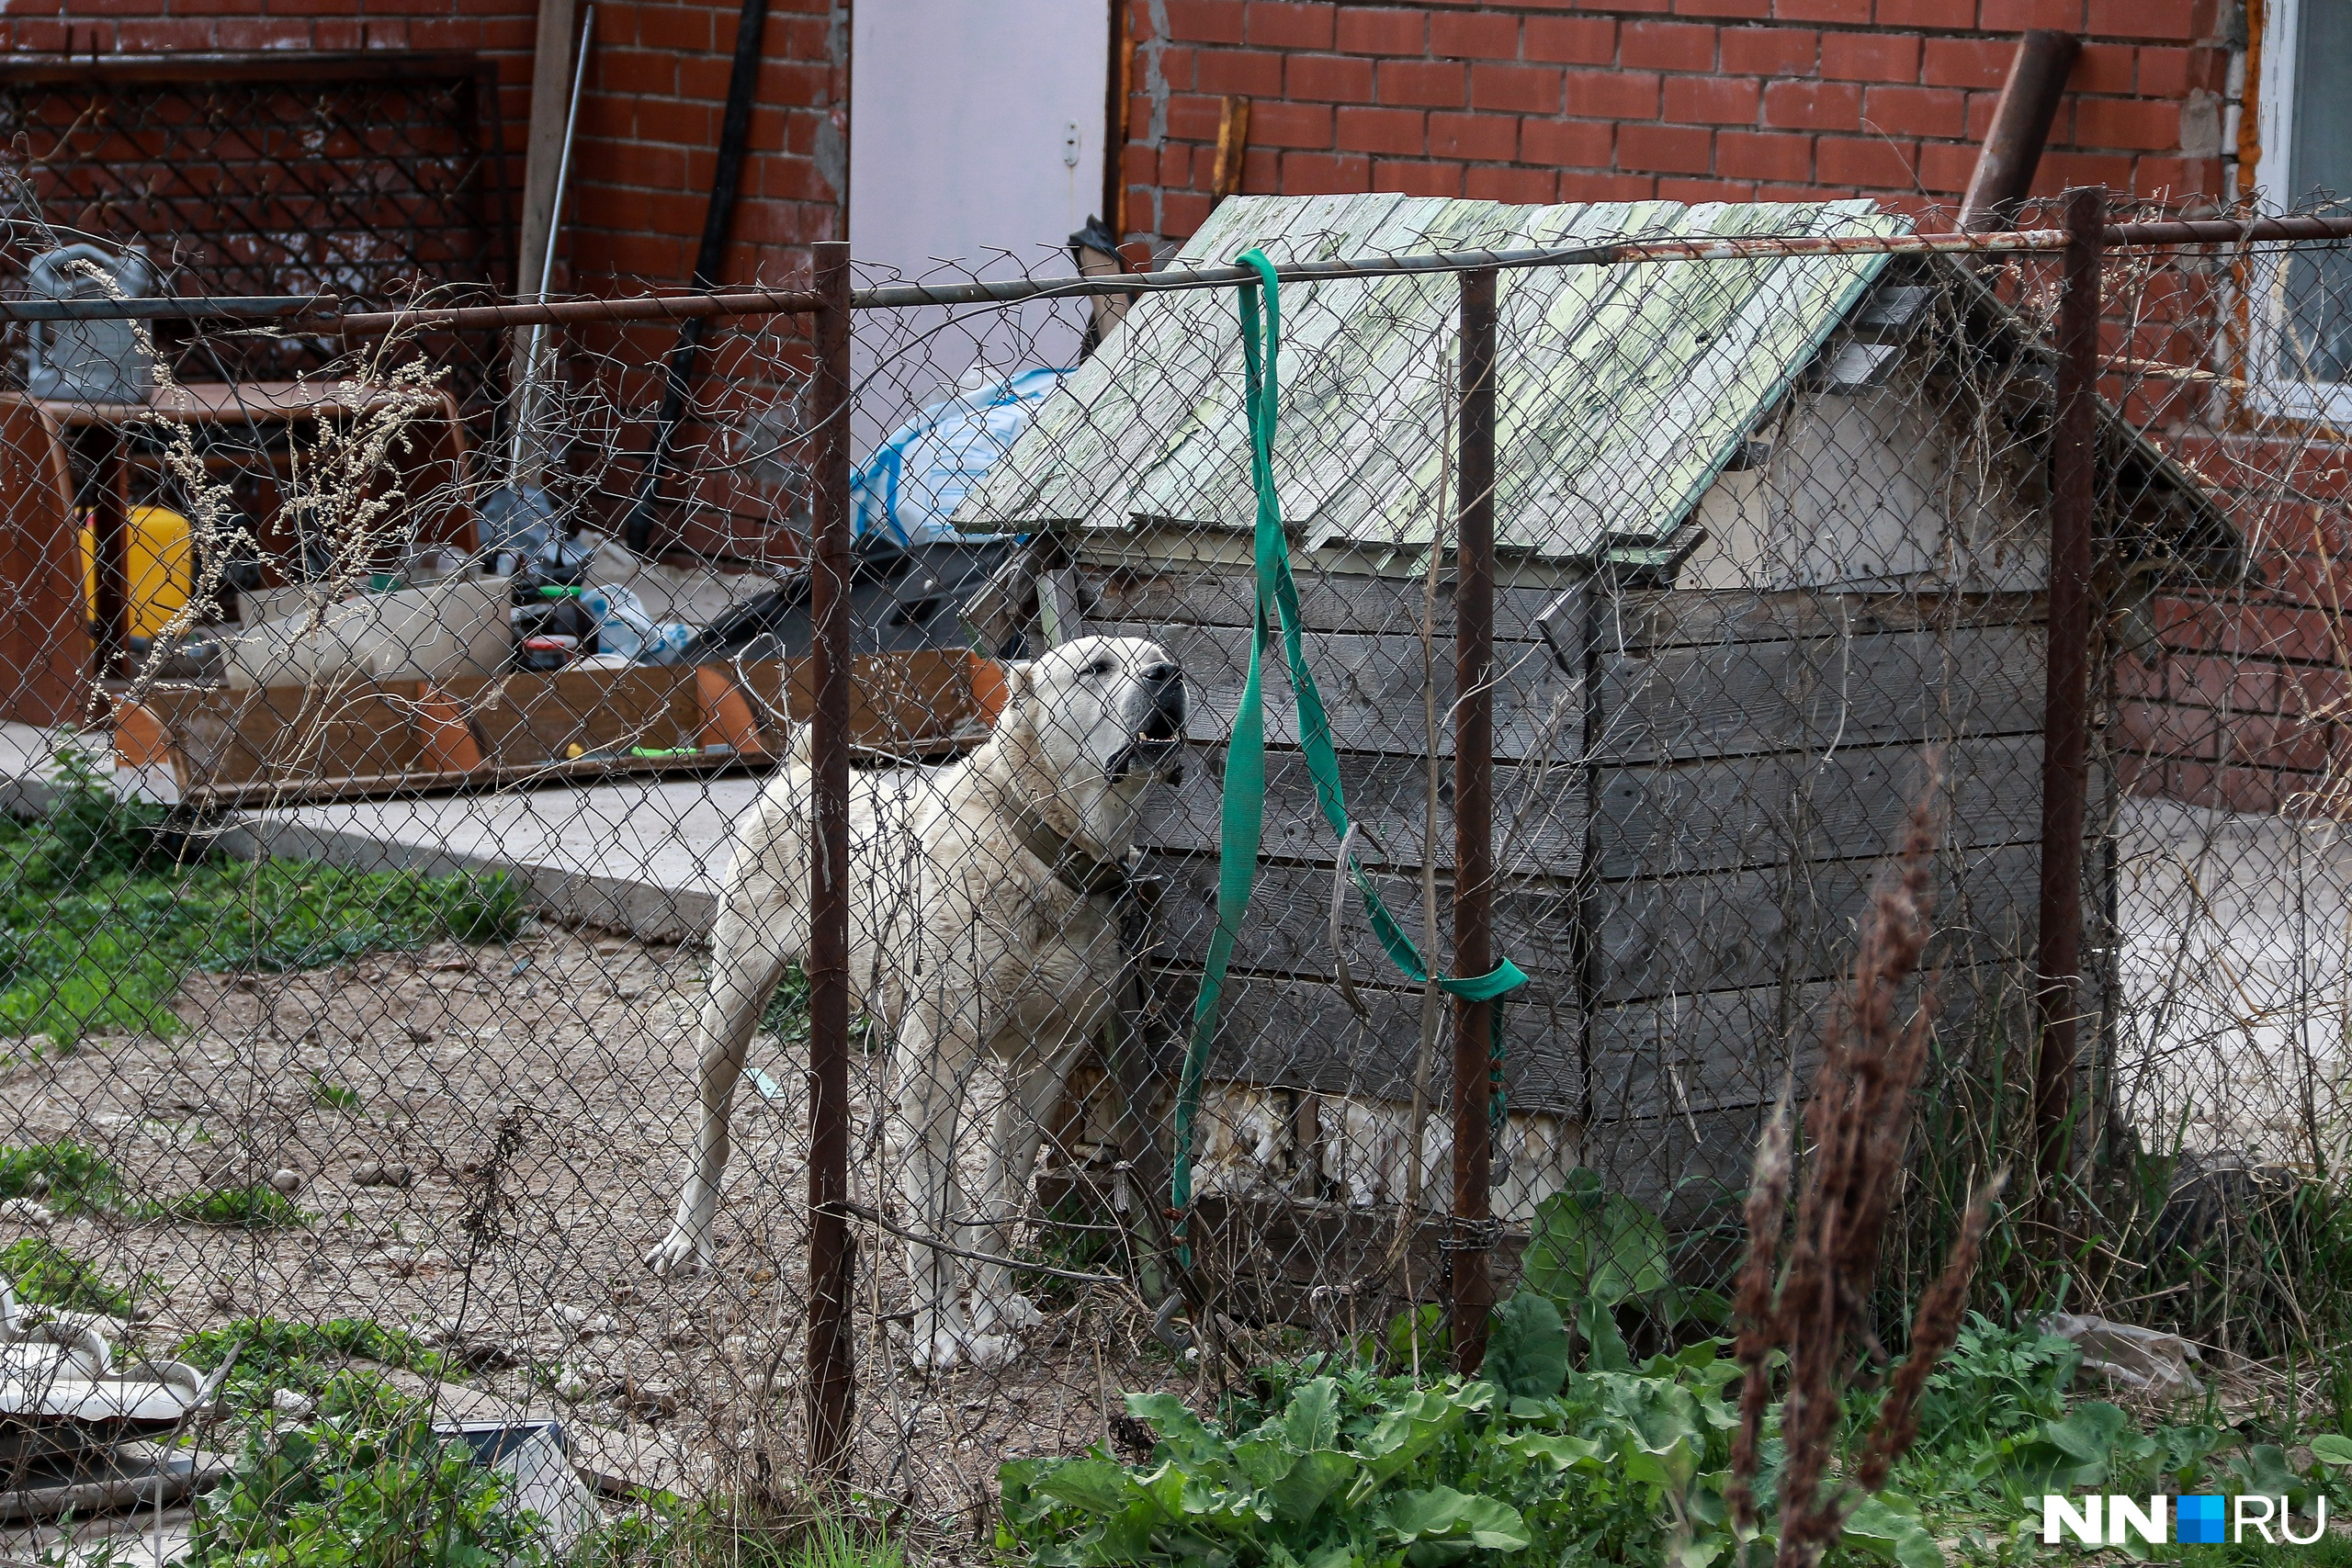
[997,635,1186,792]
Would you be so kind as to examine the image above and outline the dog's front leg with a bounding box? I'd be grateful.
[898,984,998,1371]
[968,1035,1085,1339]
[649,901,790,1276]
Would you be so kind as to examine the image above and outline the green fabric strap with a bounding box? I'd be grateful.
[1170,250,1529,1236]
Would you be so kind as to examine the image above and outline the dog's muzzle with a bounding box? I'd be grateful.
[1109,663,1186,781]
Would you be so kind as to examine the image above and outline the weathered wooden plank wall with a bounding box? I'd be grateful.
[1082,548,2071,1223]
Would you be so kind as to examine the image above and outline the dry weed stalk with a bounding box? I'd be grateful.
[1725,758,2007,1568]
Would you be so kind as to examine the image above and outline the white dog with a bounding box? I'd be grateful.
[648,635,1185,1370]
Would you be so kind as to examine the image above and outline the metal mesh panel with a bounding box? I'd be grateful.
[0,185,2348,1557]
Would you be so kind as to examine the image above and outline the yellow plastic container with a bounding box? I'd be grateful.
[80,504,194,641]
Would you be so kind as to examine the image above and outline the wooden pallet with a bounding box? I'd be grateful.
[111,649,1004,808]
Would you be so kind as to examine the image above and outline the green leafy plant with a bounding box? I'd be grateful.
[0,1139,124,1213]
[309,1074,363,1112]
[185,1375,549,1568]
[0,1235,146,1315]
[1520,1168,1725,1369]
[139,1182,308,1230]
[175,1315,446,1410]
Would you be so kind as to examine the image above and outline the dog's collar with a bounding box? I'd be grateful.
[1015,806,1130,899]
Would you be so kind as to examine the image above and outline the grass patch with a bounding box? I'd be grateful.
[308,1073,362,1112]
[138,1182,308,1230]
[175,1314,447,1409]
[0,1139,123,1213]
[0,1235,145,1315]
[0,751,525,1049]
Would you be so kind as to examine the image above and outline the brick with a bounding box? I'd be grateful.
[1621,18,1715,68]
[1335,6,1426,54]
[1155,46,1199,90]
[1247,1,1333,49]
[1338,105,1428,154]
[1922,37,2010,86]
[1914,139,1980,193]
[1164,190,1215,234]
[2090,0,2194,31]
[2073,41,2136,92]
[1379,59,1468,106]
[1287,52,1376,100]
[1430,11,1521,57]
[1863,84,1965,137]
[1720,26,1815,73]
[1675,0,1772,19]
[1822,30,1919,81]
[1168,93,1226,140]
[1762,79,1860,129]
[2074,95,2180,150]
[1521,116,1616,165]
[1664,73,1760,123]
[1239,145,1280,192]
[1196,48,1285,95]
[1620,121,1713,173]
[1717,128,1813,180]
[1871,0,1970,23]
[1471,62,1566,112]
[1816,132,1917,186]
[1979,0,2084,24]
[1373,158,1465,196]
[1660,175,1758,200]
[1562,171,1661,199]
[1770,0,1870,21]
[1429,110,1521,159]
[1249,99,1336,149]
[634,6,714,51]
[1467,165,1563,201]
[1525,17,1617,63]
[2035,150,2135,189]
[1164,0,1246,44]
[1281,151,1374,192]
[1565,67,1662,118]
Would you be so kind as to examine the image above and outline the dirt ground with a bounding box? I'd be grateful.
[0,920,1193,1544]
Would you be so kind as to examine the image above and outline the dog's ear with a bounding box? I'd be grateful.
[1003,660,1033,703]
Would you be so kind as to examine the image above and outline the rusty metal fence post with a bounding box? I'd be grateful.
[2032,186,2105,1210]
[806,237,856,1480]
[1451,265,1498,1375]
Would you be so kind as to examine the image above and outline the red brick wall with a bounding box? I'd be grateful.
[4,0,844,294]
[1118,0,2234,240]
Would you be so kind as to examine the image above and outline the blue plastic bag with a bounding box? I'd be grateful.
[851,367,1069,547]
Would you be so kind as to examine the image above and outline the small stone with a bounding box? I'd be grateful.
[381,1163,414,1189]
[272,1388,317,1418]
[622,1378,680,1420]
[351,1161,385,1187]
[0,1198,54,1226]
[269,1169,302,1195]
[552,1364,596,1403]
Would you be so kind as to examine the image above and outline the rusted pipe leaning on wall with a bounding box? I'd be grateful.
[1451,266,1498,1378]
[1959,30,2081,233]
[804,237,856,1485]
[2032,186,2105,1213]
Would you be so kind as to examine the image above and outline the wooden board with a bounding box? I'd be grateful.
[734,649,997,755]
[1137,749,1584,874]
[145,680,451,795]
[1589,733,2052,880]
[1591,622,2044,764]
[1588,963,2025,1122]
[1135,963,1584,1112]
[1090,617,1580,761]
[447,668,703,768]
[1080,557,1573,643]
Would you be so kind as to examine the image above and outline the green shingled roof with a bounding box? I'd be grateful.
[955,193,1905,563]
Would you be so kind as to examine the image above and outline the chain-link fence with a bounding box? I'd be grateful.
[2,181,2350,1559]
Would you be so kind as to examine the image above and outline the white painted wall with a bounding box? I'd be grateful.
[848,0,1107,444]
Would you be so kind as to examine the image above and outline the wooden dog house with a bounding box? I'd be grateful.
[959,193,2241,1289]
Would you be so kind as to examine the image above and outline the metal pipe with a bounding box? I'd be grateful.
[506,1,594,485]
[1960,30,2080,232]
[334,228,2078,334]
[620,0,775,553]
[0,295,332,321]
[2032,186,2104,1207]
[2105,214,2352,246]
[1451,265,1498,1379]
[804,238,856,1486]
